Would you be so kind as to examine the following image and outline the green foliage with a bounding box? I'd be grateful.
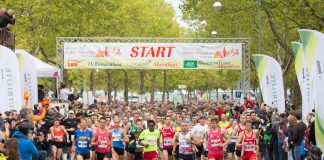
[180,0,324,88]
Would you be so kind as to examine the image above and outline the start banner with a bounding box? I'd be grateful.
[64,43,242,70]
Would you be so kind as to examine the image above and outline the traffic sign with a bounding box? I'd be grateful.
[235,91,242,98]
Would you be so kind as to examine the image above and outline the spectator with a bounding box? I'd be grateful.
[291,111,307,160]
[242,97,254,110]
[4,138,20,160]
[286,114,297,160]
[59,83,74,101]
[307,113,316,146]
[311,147,324,160]
[33,132,48,160]
[38,85,45,102]
[12,121,38,160]
[0,8,15,29]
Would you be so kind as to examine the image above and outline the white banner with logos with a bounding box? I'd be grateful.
[64,43,242,70]
[0,46,22,111]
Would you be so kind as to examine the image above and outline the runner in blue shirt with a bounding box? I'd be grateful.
[72,118,93,160]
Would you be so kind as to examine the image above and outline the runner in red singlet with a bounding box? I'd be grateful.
[234,113,246,159]
[236,120,259,160]
[205,116,230,160]
[161,115,175,160]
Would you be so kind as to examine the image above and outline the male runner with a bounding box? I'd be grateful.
[139,120,161,160]
[173,121,196,160]
[50,119,70,160]
[204,116,230,160]
[234,113,246,159]
[111,118,128,160]
[192,116,208,160]
[161,115,175,160]
[62,110,78,160]
[236,120,259,160]
[91,117,112,160]
[72,118,92,160]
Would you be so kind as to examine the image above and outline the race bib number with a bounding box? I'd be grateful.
[112,135,121,142]
[163,138,172,146]
[54,136,63,141]
[211,139,221,147]
[179,142,190,148]
[98,141,108,148]
[245,144,255,151]
[78,140,88,148]
[147,138,157,145]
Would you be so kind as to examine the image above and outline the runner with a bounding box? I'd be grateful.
[62,110,78,160]
[235,113,246,160]
[72,118,93,160]
[192,116,208,160]
[128,119,145,160]
[111,118,128,160]
[161,115,175,160]
[91,117,112,160]
[236,120,259,160]
[218,114,230,129]
[226,118,238,160]
[139,120,161,160]
[50,118,70,160]
[204,116,230,160]
[173,120,196,160]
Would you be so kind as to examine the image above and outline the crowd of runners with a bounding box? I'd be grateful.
[0,96,323,160]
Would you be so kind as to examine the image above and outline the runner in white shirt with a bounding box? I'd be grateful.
[192,116,208,160]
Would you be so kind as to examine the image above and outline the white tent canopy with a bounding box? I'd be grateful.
[15,49,59,78]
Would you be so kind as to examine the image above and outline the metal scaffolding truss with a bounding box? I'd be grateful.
[56,37,250,92]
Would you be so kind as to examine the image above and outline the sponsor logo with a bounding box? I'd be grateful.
[183,60,197,68]
[96,47,121,58]
[214,47,240,59]
[67,60,83,67]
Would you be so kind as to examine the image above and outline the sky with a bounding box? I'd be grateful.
[165,0,190,28]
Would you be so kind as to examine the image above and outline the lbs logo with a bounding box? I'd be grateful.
[67,60,82,67]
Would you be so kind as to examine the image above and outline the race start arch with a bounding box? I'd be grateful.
[56,38,250,92]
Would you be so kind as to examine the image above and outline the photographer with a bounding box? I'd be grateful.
[33,132,48,160]
[12,120,38,160]
[0,8,15,29]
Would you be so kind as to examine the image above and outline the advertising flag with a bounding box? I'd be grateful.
[292,42,312,122]
[0,46,22,111]
[253,54,285,113]
[16,50,38,107]
[299,29,324,150]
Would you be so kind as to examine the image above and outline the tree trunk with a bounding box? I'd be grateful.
[188,88,192,101]
[231,89,234,99]
[124,70,129,102]
[216,88,219,100]
[139,70,145,102]
[90,70,94,92]
[151,74,157,102]
[113,86,117,101]
[63,69,68,83]
[162,70,167,102]
[167,90,169,101]
[107,70,112,104]
[293,76,302,108]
